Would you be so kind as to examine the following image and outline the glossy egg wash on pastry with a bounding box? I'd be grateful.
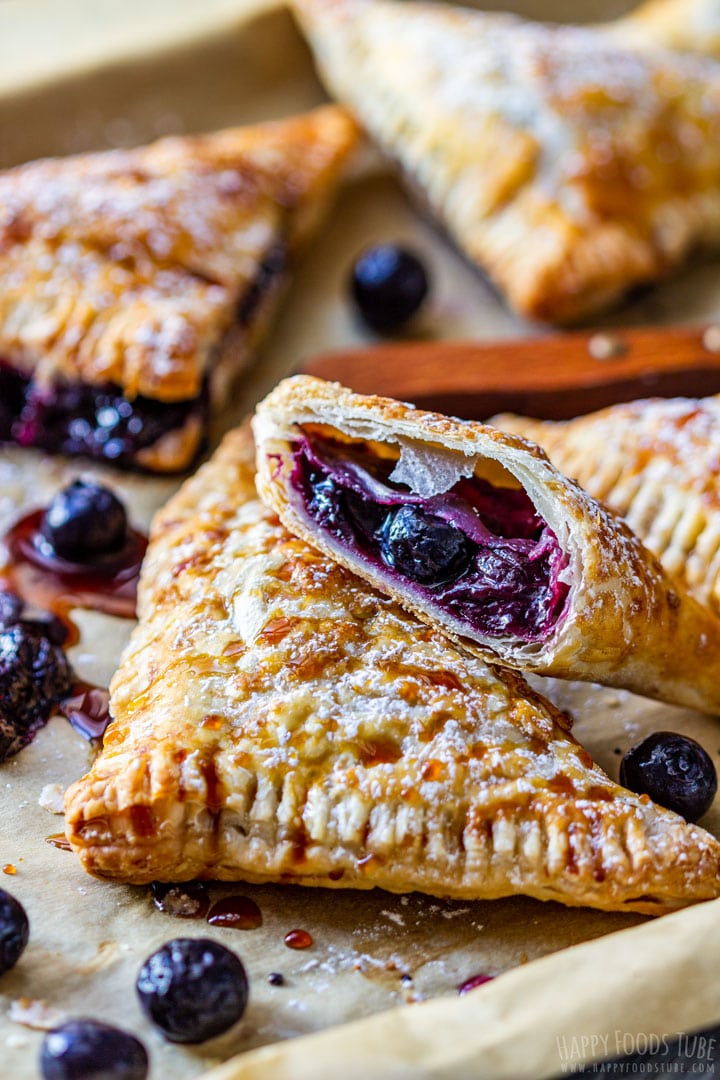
[290,430,569,643]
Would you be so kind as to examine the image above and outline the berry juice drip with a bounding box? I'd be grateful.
[458,973,494,994]
[3,507,146,635]
[284,928,313,950]
[59,682,111,743]
[0,480,145,762]
[207,897,263,931]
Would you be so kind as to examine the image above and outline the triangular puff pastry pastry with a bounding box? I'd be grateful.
[253,376,720,714]
[64,425,720,914]
[0,106,357,471]
[294,0,720,323]
[493,395,720,620]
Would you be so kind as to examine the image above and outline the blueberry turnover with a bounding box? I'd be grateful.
[0,106,357,470]
[253,376,720,714]
[64,427,720,913]
[494,396,720,618]
[294,0,720,323]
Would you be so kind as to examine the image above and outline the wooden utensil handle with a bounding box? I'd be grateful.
[299,325,720,420]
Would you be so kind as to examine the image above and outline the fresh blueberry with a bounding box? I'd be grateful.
[40,1019,148,1080]
[620,732,717,822]
[40,480,128,561]
[378,505,472,586]
[0,888,29,975]
[350,245,429,334]
[0,622,73,762]
[136,938,249,1044]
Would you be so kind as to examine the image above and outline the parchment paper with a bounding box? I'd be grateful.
[2,2,720,1078]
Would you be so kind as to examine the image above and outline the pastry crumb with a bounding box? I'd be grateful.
[381,909,405,927]
[38,783,65,814]
[441,906,470,919]
[8,997,65,1030]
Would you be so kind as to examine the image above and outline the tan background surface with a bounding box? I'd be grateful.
[1,2,720,1078]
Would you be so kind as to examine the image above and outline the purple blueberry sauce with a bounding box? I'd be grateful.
[290,434,569,642]
[458,973,495,994]
[0,361,206,469]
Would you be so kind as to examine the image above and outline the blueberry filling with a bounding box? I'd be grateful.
[0,362,27,442]
[291,435,569,641]
[0,362,207,468]
[236,239,288,327]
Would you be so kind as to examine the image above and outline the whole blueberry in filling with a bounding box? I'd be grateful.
[0,621,73,762]
[136,937,249,1044]
[378,505,473,585]
[620,732,717,822]
[0,363,28,441]
[0,888,29,975]
[290,434,569,642]
[40,480,128,561]
[306,477,346,533]
[40,1019,148,1080]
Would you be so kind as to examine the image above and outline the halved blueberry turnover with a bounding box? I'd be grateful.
[0,107,358,471]
[254,376,720,715]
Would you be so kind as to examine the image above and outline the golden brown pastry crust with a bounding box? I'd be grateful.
[253,376,720,714]
[0,106,358,468]
[493,395,720,620]
[611,0,720,60]
[64,425,720,914]
[295,0,720,323]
